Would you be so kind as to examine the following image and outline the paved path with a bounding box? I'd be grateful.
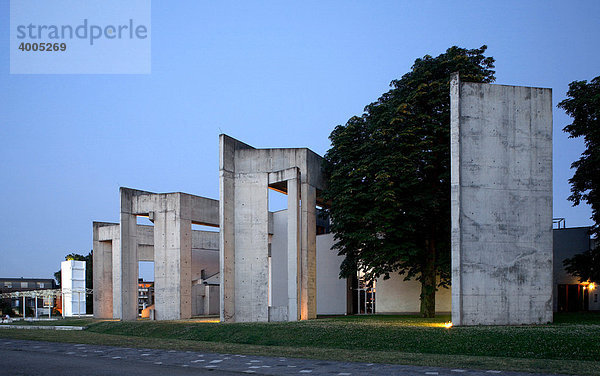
[0,338,562,376]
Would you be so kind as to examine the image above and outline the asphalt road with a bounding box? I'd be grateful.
[0,338,563,376]
[0,347,240,376]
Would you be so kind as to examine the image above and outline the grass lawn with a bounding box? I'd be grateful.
[1,313,599,375]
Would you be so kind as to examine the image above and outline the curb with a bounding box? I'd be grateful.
[0,325,85,331]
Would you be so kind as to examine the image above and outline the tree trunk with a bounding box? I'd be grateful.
[420,238,437,318]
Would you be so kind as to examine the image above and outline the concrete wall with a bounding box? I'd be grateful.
[270,210,289,313]
[375,275,451,314]
[316,233,347,315]
[271,213,347,316]
[553,228,591,288]
[450,74,553,325]
[93,222,117,319]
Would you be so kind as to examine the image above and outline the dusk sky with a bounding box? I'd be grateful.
[1,1,599,281]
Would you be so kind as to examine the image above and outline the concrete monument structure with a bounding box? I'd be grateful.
[450,74,553,325]
[93,186,347,322]
[93,188,220,321]
[219,135,328,322]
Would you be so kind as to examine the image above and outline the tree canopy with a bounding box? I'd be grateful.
[323,45,495,317]
[563,247,600,284]
[558,76,600,240]
[558,75,600,284]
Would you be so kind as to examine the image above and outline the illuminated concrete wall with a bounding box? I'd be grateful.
[450,74,553,325]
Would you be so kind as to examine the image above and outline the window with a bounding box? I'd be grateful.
[37,282,45,288]
[3,281,11,288]
[595,294,598,303]
[21,282,28,288]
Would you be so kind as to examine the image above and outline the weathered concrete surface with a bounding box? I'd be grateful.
[219,135,326,322]
[93,222,117,319]
[270,210,290,320]
[315,233,347,315]
[153,193,192,320]
[450,74,553,325]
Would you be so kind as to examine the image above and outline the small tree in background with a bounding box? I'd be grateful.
[323,46,495,317]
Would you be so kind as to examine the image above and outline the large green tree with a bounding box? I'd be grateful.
[558,75,600,284]
[323,46,495,317]
[558,76,600,239]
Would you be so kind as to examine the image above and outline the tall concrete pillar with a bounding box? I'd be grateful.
[219,137,237,322]
[301,183,317,320]
[287,176,301,321]
[119,188,140,321]
[154,193,192,320]
[234,173,270,322]
[111,236,121,318]
[92,223,113,319]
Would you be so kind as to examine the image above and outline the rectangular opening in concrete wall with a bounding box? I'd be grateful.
[139,261,154,282]
[267,187,289,310]
[138,261,154,318]
[137,216,153,226]
[268,187,287,212]
[191,223,219,232]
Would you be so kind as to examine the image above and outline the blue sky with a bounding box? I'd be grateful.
[1,1,599,280]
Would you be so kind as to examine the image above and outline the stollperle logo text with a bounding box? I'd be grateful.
[16,19,148,46]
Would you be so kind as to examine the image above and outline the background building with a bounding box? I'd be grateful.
[0,277,58,317]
